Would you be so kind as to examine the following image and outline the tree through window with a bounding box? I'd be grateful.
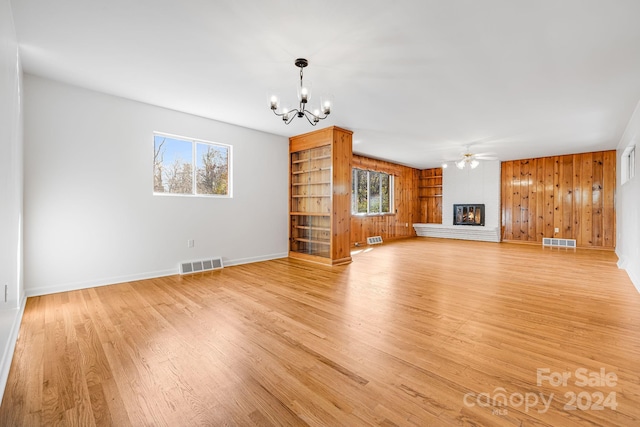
[352,168,393,214]
[154,133,231,197]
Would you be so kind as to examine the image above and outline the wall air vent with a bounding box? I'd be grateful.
[367,236,383,245]
[180,257,224,275]
[542,238,576,248]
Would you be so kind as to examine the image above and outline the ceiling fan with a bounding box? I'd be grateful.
[448,148,498,169]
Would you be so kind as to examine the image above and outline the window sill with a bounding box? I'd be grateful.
[351,213,396,218]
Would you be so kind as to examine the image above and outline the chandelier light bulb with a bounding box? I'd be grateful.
[471,160,480,169]
[269,95,278,110]
[322,100,331,114]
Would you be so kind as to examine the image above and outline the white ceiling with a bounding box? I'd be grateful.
[10,0,640,168]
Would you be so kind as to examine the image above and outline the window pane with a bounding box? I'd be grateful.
[154,134,231,197]
[351,168,393,215]
[369,172,381,213]
[381,173,390,213]
[154,135,193,194]
[351,169,358,213]
[356,169,368,213]
[196,143,229,195]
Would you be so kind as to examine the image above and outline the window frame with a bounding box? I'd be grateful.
[622,144,636,185]
[153,132,233,198]
[351,168,394,216]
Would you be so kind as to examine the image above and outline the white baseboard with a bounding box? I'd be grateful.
[25,252,290,297]
[616,251,626,269]
[627,268,640,294]
[0,295,27,404]
[223,252,288,267]
[615,253,640,294]
[25,268,178,297]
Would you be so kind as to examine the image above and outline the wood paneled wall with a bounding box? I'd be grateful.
[351,155,420,246]
[501,151,616,249]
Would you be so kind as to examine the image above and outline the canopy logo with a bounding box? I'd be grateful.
[463,368,618,416]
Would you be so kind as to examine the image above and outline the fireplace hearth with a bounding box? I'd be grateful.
[453,204,485,226]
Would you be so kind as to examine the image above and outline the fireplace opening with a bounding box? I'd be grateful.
[453,204,485,226]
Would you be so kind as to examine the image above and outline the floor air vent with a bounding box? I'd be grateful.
[367,236,383,245]
[180,257,224,274]
[542,238,576,248]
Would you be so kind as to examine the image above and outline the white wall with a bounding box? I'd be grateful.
[0,0,23,308]
[442,160,501,228]
[0,0,24,405]
[616,101,640,293]
[24,75,289,296]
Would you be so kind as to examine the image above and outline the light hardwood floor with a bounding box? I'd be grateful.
[1,238,639,426]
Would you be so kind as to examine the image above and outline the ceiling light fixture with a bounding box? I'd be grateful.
[269,58,331,126]
[456,154,480,170]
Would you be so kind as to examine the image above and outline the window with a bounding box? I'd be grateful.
[352,168,393,214]
[627,145,635,181]
[622,145,636,185]
[153,133,231,197]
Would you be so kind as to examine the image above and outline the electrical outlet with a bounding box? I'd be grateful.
[187,239,195,248]
[554,228,559,233]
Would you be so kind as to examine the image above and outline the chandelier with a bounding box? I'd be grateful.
[269,58,331,126]
[456,153,480,169]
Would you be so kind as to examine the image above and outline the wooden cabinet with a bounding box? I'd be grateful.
[289,126,352,265]
[419,168,443,224]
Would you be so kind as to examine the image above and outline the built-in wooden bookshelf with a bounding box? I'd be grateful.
[418,168,443,224]
[289,126,353,265]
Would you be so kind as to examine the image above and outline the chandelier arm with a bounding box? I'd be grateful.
[303,107,329,121]
[289,108,300,117]
[302,111,319,126]
[306,109,329,122]
[285,114,297,125]
[272,108,300,117]
[272,108,302,125]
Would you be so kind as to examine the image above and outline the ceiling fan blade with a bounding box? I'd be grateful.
[476,155,498,160]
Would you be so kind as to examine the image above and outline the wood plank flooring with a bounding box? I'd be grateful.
[1,238,639,426]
